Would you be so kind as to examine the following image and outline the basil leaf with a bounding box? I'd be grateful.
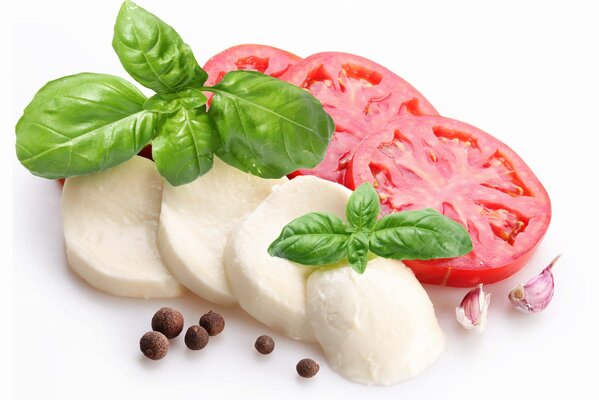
[370,208,473,260]
[144,89,206,114]
[144,94,181,114]
[347,232,370,274]
[15,73,155,179]
[268,212,349,266]
[346,183,381,231]
[208,71,334,178]
[152,107,216,186]
[112,0,207,93]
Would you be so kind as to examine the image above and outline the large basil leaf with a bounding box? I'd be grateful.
[208,71,334,178]
[268,212,349,266]
[15,73,155,179]
[347,232,370,274]
[152,107,215,186]
[346,183,381,230]
[112,0,207,93]
[369,208,473,260]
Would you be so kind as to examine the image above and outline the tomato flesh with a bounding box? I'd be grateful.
[203,44,302,86]
[281,52,438,183]
[346,116,551,286]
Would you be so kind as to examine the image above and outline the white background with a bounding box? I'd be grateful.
[4,0,599,399]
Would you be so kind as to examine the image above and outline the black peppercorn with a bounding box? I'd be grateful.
[199,311,225,336]
[151,307,184,339]
[296,358,319,378]
[185,325,209,350]
[254,335,275,354]
[139,331,169,360]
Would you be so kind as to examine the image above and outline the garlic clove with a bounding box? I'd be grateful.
[509,255,559,313]
[455,284,491,332]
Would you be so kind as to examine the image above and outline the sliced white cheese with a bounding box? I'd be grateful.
[157,158,287,305]
[62,156,184,299]
[307,258,444,385]
[224,176,352,341]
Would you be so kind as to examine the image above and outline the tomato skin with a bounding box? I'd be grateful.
[346,116,551,286]
[281,52,438,183]
[407,240,542,287]
[203,44,302,86]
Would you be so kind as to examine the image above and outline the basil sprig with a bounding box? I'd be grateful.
[15,1,333,186]
[268,183,473,274]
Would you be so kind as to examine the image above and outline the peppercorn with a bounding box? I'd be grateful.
[139,331,169,360]
[151,307,184,339]
[185,325,209,350]
[296,358,319,378]
[199,311,225,336]
[254,335,275,355]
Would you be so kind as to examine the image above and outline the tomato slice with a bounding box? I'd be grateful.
[203,44,302,86]
[346,116,551,286]
[280,52,438,183]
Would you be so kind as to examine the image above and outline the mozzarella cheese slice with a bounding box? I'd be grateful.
[62,156,184,299]
[224,176,352,341]
[307,258,445,385]
[157,158,287,305]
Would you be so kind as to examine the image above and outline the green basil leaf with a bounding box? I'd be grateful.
[347,232,370,274]
[15,73,155,179]
[144,94,182,114]
[268,212,349,266]
[346,183,380,231]
[112,0,207,93]
[208,71,334,178]
[152,107,215,186]
[176,88,207,110]
[370,208,473,260]
[144,89,207,114]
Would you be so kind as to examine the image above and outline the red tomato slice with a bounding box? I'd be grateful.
[203,44,302,86]
[346,116,551,286]
[280,52,438,183]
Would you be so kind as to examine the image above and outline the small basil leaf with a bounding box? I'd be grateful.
[268,212,349,266]
[346,183,381,231]
[152,107,216,186]
[144,89,207,114]
[347,232,370,274]
[15,73,155,179]
[144,94,181,114]
[208,71,334,178]
[370,208,473,260]
[112,0,207,93]
[176,88,207,110]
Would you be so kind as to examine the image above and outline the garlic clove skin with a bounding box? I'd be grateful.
[509,255,559,313]
[455,284,491,332]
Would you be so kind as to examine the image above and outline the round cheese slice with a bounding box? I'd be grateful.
[224,176,352,341]
[157,158,287,305]
[307,258,445,385]
[62,156,184,299]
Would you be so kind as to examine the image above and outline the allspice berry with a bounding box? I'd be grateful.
[185,325,209,350]
[296,358,319,378]
[140,331,169,360]
[254,335,275,355]
[151,307,184,339]
[199,311,225,336]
